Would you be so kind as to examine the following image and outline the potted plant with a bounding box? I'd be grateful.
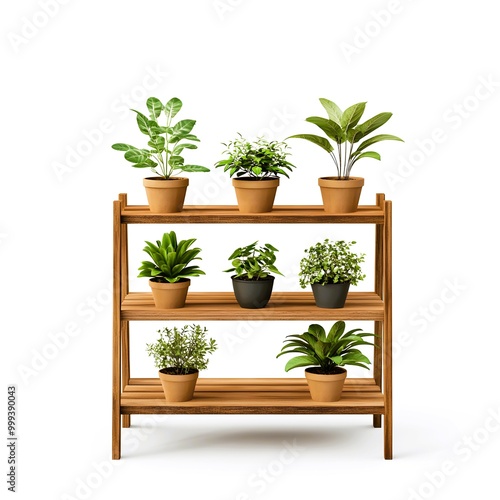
[138,231,205,309]
[224,241,283,309]
[214,134,296,213]
[298,238,365,308]
[276,321,376,402]
[146,324,217,402]
[287,99,403,213]
[112,96,210,213]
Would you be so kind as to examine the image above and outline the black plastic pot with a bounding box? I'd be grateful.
[231,275,275,309]
[311,282,350,308]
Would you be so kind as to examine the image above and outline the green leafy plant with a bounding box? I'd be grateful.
[287,99,403,179]
[298,239,365,288]
[215,134,296,178]
[146,324,217,375]
[276,321,376,374]
[138,231,205,283]
[224,241,284,280]
[111,97,210,179]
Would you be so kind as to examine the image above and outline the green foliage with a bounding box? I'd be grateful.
[298,239,365,288]
[146,324,217,375]
[215,133,296,178]
[224,241,284,280]
[276,321,376,374]
[287,99,403,179]
[138,231,205,283]
[111,97,210,179]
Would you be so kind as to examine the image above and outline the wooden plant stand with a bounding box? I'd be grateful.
[112,193,393,459]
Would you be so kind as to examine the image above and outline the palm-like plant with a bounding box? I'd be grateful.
[138,231,205,283]
[277,321,376,375]
[287,99,403,179]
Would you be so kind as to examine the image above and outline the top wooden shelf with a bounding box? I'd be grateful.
[120,204,385,224]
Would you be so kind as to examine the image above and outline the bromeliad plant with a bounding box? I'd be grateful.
[146,324,217,375]
[138,231,205,283]
[287,99,403,179]
[215,134,296,179]
[112,97,209,179]
[299,239,365,288]
[276,321,376,374]
[224,241,284,280]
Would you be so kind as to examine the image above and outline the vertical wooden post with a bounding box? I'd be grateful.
[119,194,131,429]
[373,194,384,428]
[383,200,393,459]
[112,199,122,459]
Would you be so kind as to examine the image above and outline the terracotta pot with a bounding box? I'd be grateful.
[318,177,364,213]
[149,278,190,309]
[232,177,279,213]
[305,367,347,402]
[143,177,188,213]
[311,282,350,308]
[231,275,275,309]
[158,368,199,402]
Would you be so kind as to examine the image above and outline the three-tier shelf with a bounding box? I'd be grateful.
[112,192,393,459]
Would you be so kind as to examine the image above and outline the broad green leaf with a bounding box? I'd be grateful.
[172,143,198,155]
[284,355,319,372]
[146,97,163,119]
[353,134,404,155]
[168,155,185,167]
[181,165,210,172]
[327,321,345,343]
[319,98,343,125]
[172,119,195,137]
[355,112,393,140]
[286,134,333,153]
[341,102,366,130]
[306,116,345,143]
[308,324,326,341]
[352,151,381,163]
[148,136,165,151]
[131,109,151,135]
[124,149,149,163]
[165,97,182,124]
[132,161,157,168]
[111,143,136,151]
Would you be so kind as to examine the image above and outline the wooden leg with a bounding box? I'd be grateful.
[384,413,393,459]
[373,415,382,428]
[122,321,131,428]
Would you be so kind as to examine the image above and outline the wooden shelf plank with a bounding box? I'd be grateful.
[121,291,384,321]
[120,378,384,415]
[121,204,385,224]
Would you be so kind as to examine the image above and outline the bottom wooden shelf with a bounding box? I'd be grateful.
[121,377,385,415]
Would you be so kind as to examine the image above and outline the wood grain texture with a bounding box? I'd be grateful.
[121,203,385,224]
[120,378,384,415]
[121,291,384,321]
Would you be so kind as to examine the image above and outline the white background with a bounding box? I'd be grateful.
[2,0,500,499]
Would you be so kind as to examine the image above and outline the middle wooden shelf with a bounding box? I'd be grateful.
[121,291,384,320]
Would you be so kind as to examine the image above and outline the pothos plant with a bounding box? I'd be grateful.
[112,97,210,179]
[224,241,284,280]
[298,239,365,288]
[287,99,403,179]
[215,134,296,179]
